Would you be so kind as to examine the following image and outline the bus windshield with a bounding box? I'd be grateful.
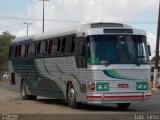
[87,35,149,65]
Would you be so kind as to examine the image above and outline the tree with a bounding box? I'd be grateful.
[0,31,16,80]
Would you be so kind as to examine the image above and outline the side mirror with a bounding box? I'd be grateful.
[147,43,151,56]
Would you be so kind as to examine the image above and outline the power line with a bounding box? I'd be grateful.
[0,16,80,23]
[0,16,158,24]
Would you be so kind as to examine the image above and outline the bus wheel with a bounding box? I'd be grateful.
[67,83,80,109]
[21,80,37,100]
[117,103,131,109]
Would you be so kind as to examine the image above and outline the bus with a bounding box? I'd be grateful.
[9,23,151,109]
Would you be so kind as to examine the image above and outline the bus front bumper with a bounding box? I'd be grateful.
[85,92,151,104]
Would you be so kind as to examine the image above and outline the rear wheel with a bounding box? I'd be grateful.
[117,103,131,109]
[67,83,80,109]
[21,80,37,100]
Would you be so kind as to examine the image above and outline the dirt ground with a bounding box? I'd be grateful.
[1,82,160,120]
[0,87,86,114]
[0,82,119,114]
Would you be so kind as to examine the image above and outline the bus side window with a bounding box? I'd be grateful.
[18,45,21,58]
[21,44,25,57]
[61,38,66,53]
[48,40,53,55]
[57,39,61,54]
[28,43,36,57]
[37,42,41,56]
[40,41,48,56]
[24,44,29,57]
[52,40,57,54]
[71,36,75,53]
[77,37,87,68]
[44,41,48,55]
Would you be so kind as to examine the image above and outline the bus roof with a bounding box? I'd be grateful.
[11,22,146,44]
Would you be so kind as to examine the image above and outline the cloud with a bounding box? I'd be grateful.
[25,0,158,35]
[0,0,158,36]
[147,32,156,58]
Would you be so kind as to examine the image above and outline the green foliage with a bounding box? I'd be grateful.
[0,31,16,71]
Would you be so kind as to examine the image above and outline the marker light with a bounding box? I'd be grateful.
[89,82,95,91]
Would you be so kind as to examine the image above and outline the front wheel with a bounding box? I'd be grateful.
[117,103,131,109]
[67,83,81,109]
[21,80,37,100]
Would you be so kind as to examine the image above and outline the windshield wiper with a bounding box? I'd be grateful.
[105,61,112,66]
[129,59,141,66]
[134,60,140,66]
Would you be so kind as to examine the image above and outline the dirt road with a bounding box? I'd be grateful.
[1,82,160,120]
[0,88,85,114]
[0,82,160,115]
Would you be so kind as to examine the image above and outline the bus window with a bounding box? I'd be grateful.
[64,36,74,54]
[78,38,87,68]
[24,44,29,57]
[52,40,57,54]
[21,44,25,57]
[71,36,75,53]
[45,41,48,55]
[57,39,61,54]
[18,45,21,58]
[61,38,66,53]
[37,42,41,56]
[48,40,53,55]
[28,43,35,57]
[40,41,48,56]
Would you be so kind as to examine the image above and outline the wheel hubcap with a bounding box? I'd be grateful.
[21,85,25,97]
[68,88,75,102]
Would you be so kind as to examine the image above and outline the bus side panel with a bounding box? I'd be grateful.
[9,58,65,99]
[34,56,79,100]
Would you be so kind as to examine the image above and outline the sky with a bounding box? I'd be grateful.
[0,0,159,58]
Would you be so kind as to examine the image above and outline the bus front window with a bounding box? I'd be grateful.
[87,35,149,65]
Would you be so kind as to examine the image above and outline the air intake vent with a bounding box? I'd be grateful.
[91,23,123,28]
[103,29,133,33]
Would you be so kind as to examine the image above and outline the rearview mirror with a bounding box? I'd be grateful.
[147,43,151,56]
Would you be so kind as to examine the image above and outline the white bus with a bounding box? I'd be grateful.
[9,23,151,109]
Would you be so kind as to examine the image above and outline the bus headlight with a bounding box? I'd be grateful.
[137,82,148,90]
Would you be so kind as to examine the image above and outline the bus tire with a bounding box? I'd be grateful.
[117,103,130,109]
[67,83,80,109]
[21,80,37,100]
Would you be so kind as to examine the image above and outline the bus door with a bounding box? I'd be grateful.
[76,37,88,93]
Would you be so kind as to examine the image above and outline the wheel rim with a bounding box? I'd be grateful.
[68,88,75,103]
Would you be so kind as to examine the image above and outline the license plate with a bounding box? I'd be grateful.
[118,84,129,88]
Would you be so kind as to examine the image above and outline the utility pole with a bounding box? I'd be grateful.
[39,0,50,33]
[153,1,160,90]
[23,22,32,36]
